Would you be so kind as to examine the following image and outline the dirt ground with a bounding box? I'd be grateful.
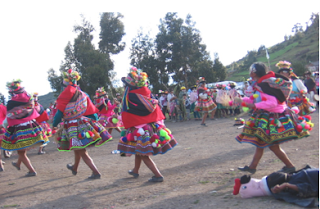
[0,111,319,209]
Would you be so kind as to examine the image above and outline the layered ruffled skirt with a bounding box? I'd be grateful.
[1,120,49,151]
[118,122,177,156]
[98,114,123,129]
[195,98,217,113]
[55,116,112,151]
[287,96,316,116]
[236,109,311,148]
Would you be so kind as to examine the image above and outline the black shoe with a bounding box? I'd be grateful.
[128,170,139,178]
[200,123,207,127]
[38,151,46,155]
[148,176,164,182]
[12,162,21,170]
[25,172,37,177]
[66,164,77,175]
[88,173,101,180]
[238,165,256,174]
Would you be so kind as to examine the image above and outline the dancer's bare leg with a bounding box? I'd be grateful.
[132,155,142,174]
[141,156,162,178]
[210,109,217,119]
[269,144,294,168]
[79,149,100,175]
[17,150,36,173]
[108,128,113,134]
[248,147,264,169]
[72,150,81,172]
[201,112,208,124]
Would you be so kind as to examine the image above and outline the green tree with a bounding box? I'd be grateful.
[291,61,308,77]
[212,54,227,81]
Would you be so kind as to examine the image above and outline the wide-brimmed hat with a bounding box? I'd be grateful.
[181,86,186,90]
[121,67,149,88]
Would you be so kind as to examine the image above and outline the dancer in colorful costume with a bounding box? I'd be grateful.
[1,80,49,177]
[276,61,315,115]
[0,102,7,171]
[52,69,112,179]
[195,77,217,126]
[236,62,312,174]
[33,92,51,154]
[118,67,178,182]
[94,87,122,134]
[228,82,241,115]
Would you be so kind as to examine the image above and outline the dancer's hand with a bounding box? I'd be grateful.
[246,103,255,109]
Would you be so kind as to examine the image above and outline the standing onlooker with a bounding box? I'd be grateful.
[189,85,201,120]
[159,91,168,120]
[167,89,177,122]
[304,71,316,104]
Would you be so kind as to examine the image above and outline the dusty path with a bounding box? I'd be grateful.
[0,111,318,209]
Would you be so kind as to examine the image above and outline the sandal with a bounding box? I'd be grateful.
[128,170,139,178]
[200,123,207,127]
[12,162,21,170]
[66,164,77,175]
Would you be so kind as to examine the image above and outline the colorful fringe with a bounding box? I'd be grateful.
[236,109,310,148]
[118,123,177,156]
[56,116,112,151]
[1,120,49,151]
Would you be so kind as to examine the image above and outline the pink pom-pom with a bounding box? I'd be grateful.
[266,130,270,135]
[293,109,299,114]
[67,69,72,74]
[296,124,303,132]
[250,95,254,100]
[304,124,310,130]
[127,133,134,141]
[229,101,233,106]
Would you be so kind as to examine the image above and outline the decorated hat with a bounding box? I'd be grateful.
[6,79,24,94]
[191,85,197,90]
[181,86,186,90]
[121,67,149,88]
[95,87,107,98]
[276,61,292,73]
[234,118,245,126]
[33,92,39,101]
[198,77,206,84]
[229,82,236,87]
[304,70,312,75]
[63,69,81,86]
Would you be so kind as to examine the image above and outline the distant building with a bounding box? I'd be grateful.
[306,61,319,72]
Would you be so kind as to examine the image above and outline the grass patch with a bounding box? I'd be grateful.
[2,205,20,208]
[199,180,209,184]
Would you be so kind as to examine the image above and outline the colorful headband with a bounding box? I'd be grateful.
[275,61,291,69]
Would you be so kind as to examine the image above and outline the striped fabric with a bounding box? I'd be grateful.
[1,120,49,151]
[118,123,178,156]
[236,109,309,148]
[57,116,112,151]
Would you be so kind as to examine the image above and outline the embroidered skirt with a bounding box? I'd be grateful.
[195,98,217,113]
[288,97,315,116]
[1,120,49,151]
[118,123,178,156]
[236,109,310,148]
[56,116,112,151]
[99,114,123,129]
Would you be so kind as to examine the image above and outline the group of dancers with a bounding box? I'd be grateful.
[0,61,317,188]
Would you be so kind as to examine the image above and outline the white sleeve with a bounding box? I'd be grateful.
[294,79,307,93]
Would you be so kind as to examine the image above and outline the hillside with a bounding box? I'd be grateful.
[226,13,319,81]
[38,92,56,109]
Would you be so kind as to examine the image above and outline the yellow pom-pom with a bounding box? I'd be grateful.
[253,94,259,99]
[246,121,251,125]
[235,118,237,120]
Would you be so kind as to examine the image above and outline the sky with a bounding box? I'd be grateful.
[0,1,319,100]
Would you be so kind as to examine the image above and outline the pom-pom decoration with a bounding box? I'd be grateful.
[233,178,241,195]
[112,118,118,124]
[137,128,145,136]
[291,107,299,114]
[296,124,303,132]
[121,137,128,143]
[242,107,249,112]
[152,142,157,148]
[120,130,126,137]
[253,94,259,99]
